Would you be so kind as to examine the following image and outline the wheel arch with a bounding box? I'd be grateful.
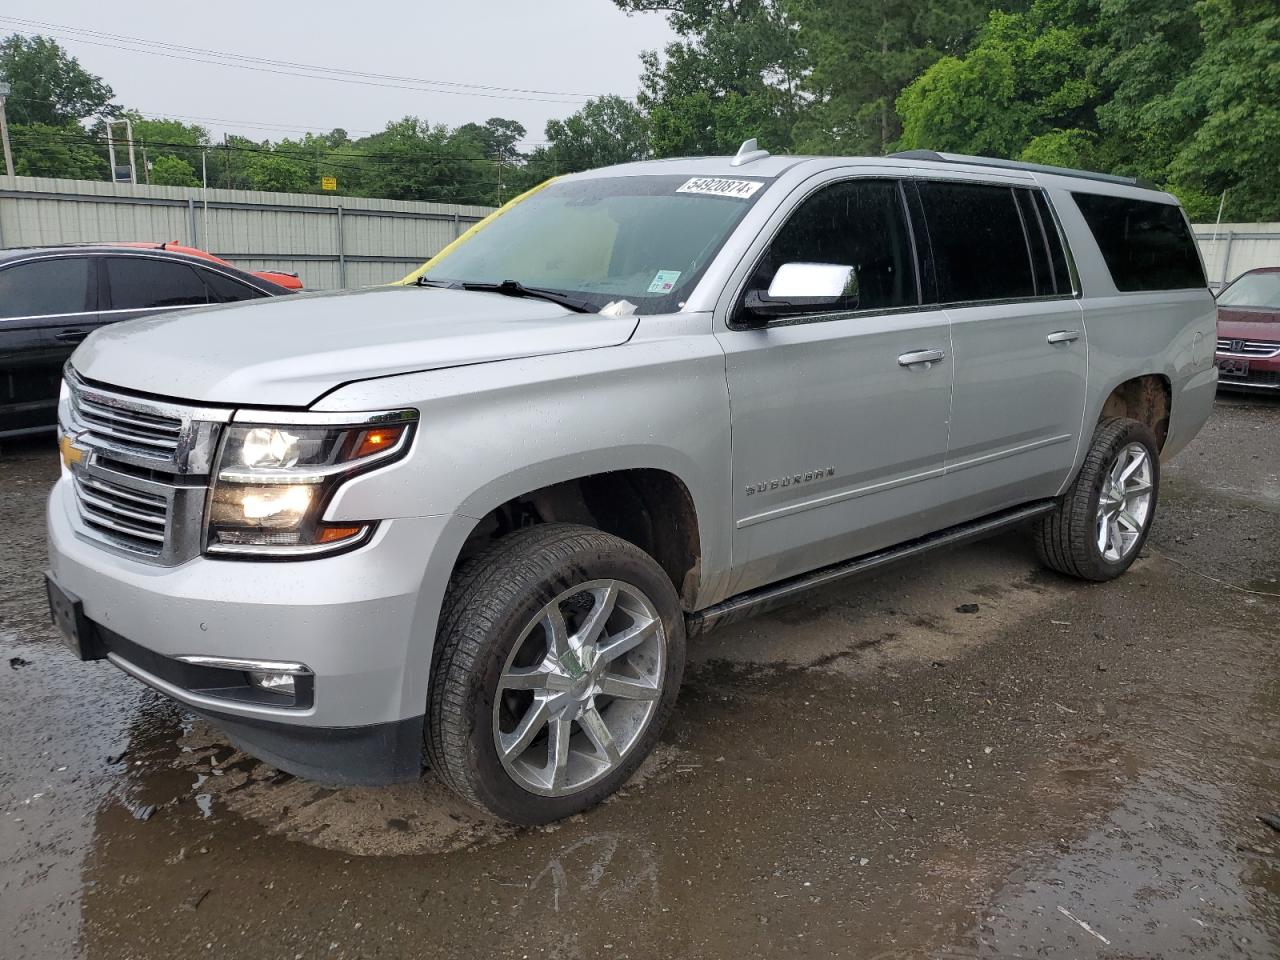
[1096,373,1172,451]
[453,458,707,611]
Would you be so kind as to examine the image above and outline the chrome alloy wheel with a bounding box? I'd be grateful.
[1095,442,1154,563]
[493,579,666,797]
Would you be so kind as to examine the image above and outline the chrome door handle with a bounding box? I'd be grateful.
[898,348,945,367]
[1047,330,1080,344]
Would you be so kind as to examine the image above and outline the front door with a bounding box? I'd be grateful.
[715,177,954,595]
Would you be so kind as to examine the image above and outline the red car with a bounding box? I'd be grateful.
[106,242,305,290]
[1215,266,1280,393]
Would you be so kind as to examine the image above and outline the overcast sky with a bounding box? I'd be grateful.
[0,2,675,146]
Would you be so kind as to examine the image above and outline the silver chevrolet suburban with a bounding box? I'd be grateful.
[46,145,1217,824]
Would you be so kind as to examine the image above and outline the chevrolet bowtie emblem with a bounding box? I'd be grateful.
[59,433,87,469]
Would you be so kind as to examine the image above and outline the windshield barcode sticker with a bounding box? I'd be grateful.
[676,177,764,199]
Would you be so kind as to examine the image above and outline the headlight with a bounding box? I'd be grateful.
[206,412,416,559]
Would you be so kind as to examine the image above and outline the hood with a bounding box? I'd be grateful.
[1217,305,1280,342]
[73,286,639,407]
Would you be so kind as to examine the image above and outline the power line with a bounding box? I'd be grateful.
[0,18,622,105]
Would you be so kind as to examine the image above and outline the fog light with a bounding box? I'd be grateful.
[249,671,297,696]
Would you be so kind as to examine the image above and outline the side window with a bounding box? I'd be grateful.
[1015,189,1054,295]
[1032,190,1072,294]
[106,257,211,310]
[201,269,268,303]
[1071,193,1205,291]
[917,182,1036,303]
[747,178,918,313]
[0,258,93,319]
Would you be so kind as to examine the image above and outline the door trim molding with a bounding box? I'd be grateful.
[945,433,1073,475]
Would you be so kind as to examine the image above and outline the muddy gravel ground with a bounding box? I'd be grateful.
[1,395,1277,960]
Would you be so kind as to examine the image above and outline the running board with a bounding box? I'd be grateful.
[686,500,1056,636]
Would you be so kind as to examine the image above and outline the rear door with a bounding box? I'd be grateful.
[102,254,214,322]
[914,179,1087,520]
[0,255,98,435]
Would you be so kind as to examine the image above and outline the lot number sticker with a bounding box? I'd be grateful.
[676,177,764,199]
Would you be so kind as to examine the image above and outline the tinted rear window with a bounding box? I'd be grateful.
[917,182,1035,303]
[201,269,268,303]
[1072,193,1205,291]
[106,257,211,310]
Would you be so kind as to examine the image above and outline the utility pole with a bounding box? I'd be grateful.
[0,81,15,182]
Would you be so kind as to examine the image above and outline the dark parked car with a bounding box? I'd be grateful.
[1215,266,1280,393]
[0,245,294,438]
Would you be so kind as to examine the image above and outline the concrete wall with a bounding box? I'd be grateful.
[0,177,494,290]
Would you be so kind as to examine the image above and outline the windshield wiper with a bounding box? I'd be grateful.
[459,280,595,314]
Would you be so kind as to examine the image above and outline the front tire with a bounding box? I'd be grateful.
[426,523,685,824]
[1035,417,1160,581]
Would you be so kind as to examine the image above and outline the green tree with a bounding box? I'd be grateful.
[788,0,995,155]
[128,116,210,175]
[455,117,527,162]
[148,153,200,187]
[243,152,312,193]
[1160,0,1280,220]
[617,0,802,156]
[1090,0,1203,181]
[542,96,650,173]
[350,117,488,204]
[7,121,106,179]
[895,1,1099,162]
[0,34,117,126]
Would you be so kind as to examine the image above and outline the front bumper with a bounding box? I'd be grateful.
[48,478,474,783]
[1215,345,1280,392]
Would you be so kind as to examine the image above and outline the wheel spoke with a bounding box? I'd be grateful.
[576,582,619,648]
[1125,480,1153,497]
[597,673,661,701]
[1096,513,1111,554]
[500,697,551,760]
[547,717,572,790]
[1108,517,1125,558]
[501,665,568,692]
[1118,449,1146,484]
[579,705,621,764]
[1117,510,1142,534]
[544,605,570,658]
[595,617,658,665]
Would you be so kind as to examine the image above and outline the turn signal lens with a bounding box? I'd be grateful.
[316,525,364,544]
[352,426,405,459]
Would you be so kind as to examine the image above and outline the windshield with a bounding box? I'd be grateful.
[1218,271,1280,308]
[422,174,768,314]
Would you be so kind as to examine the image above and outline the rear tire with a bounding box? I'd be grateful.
[426,523,685,824]
[1035,417,1160,581]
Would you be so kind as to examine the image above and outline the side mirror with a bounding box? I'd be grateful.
[739,262,858,325]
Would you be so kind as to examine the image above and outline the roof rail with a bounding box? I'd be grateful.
[886,150,1158,190]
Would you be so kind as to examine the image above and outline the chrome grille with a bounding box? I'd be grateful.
[61,370,233,565]
[73,473,169,557]
[1216,338,1280,359]
[72,391,183,457]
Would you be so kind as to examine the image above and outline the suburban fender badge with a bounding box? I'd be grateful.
[745,467,835,496]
